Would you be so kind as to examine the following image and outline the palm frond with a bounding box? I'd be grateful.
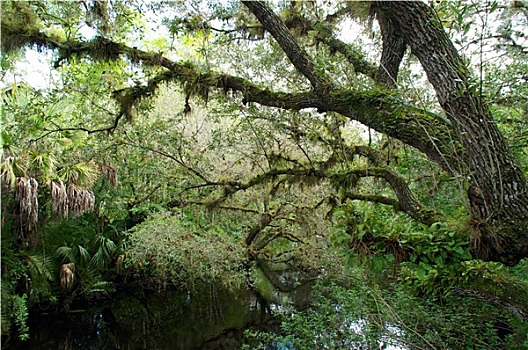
[15,177,39,243]
[0,157,17,188]
[50,179,68,218]
[90,234,117,269]
[26,253,53,280]
[1,157,26,188]
[56,246,75,263]
[56,244,92,266]
[60,161,99,187]
[82,279,115,297]
[77,245,92,264]
[29,151,57,181]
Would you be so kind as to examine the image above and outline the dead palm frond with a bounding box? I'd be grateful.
[15,177,39,244]
[100,164,118,187]
[50,179,68,218]
[67,185,95,217]
[60,263,75,291]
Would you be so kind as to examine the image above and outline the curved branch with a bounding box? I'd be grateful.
[246,212,274,246]
[343,192,400,209]
[12,29,464,175]
[242,1,331,92]
[341,167,443,225]
[198,162,442,226]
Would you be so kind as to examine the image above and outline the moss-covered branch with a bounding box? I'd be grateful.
[342,192,400,209]
[243,1,331,92]
[6,27,466,175]
[204,3,378,78]
[194,160,441,226]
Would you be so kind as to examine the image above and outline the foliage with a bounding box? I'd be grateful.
[6,295,30,342]
[0,246,31,341]
[398,223,472,297]
[1,0,528,345]
[125,210,247,291]
[246,277,527,350]
[330,201,419,267]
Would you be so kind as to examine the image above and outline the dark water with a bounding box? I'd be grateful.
[5,287,280,350]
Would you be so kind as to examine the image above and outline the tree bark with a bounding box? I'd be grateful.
[242,1,331,93]
[377,1,528,264]
[372,4,408,89]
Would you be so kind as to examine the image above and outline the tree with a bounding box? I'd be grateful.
[2,1,528,345]
[225,0,528,265]
[2,1,527,262]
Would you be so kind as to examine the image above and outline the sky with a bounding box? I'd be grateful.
[2,49,57,90]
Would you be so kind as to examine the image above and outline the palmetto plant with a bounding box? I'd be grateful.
[90,233,117,270]
[2,85,101,251]
[25,253,55,303]
[1,156,26,189]
[56,244,92,267]
[56,242,116,298]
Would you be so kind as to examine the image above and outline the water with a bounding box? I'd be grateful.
[5,287,278,350]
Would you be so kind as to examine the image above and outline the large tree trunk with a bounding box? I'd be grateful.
[377,1,528,265]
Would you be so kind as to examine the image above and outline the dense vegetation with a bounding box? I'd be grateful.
[1,0,528,348]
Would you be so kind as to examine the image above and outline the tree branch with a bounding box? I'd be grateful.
[242,1,332,92]
[193,161,442,226]
[12,29,465,175]
[119,139,211,184]
[129,184,162,207]
[336,167,443,226]
[342,192,400,209]
[372,4,408,89]
[452,288,528,322]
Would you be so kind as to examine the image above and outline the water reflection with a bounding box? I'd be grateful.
[7,286,279,350]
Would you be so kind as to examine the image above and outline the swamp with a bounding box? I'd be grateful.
[2,1,528,349]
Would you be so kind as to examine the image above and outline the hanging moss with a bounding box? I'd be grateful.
[0,1,41,53]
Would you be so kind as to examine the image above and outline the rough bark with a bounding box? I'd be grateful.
[242,1,332,93]
[372,4,408,88]
[377,1,528,264]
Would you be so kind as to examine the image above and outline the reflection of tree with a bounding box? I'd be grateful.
[57,330,73,350]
